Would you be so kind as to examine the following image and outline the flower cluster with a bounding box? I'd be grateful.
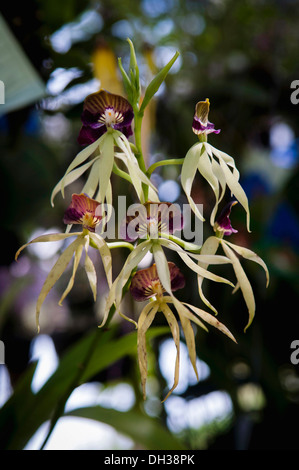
[16,40,268,400]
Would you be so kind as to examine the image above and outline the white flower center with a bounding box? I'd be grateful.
[99,107,124,127]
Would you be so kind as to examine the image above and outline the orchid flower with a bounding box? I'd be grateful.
[51,90,158,208]
[15,194,112,331]
[100,201,235,328]
[181,98,251,231]
[129,262,236,400]
[197,201,269,330]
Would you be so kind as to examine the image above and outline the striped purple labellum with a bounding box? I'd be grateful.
[78,90,134,145]
[130,262,186,302]
[63,193,103,232]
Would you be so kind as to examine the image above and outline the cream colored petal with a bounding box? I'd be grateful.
[58,240,84,306]
[36,236,83,332]
[152,243,172,293]
[59,134,105,197]
[84,236,97,302]
[197,147,221,226]
[181,142,205,222]
[98,132,115,204]
[89,233,112,288]
[15,232,82,261]
[218,157,250,232]
[51,158,99,206]
[223,240,269,287]
[115,152,144,203]
[174,301,199,381]
[196,236,221,313]
[158,238,234,287]
[221,241,255,332]
[99,240,151,327]
[160,303,181,402]
[183,302,237,343]
[115,146,158,202]
[137,301,159,399]
[81,157,101,199]
[171,296,208,332]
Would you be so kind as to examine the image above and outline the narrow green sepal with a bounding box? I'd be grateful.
[140,51,180,113]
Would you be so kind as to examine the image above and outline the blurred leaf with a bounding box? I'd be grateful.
[0,326,169,450]
[67,405,186,450]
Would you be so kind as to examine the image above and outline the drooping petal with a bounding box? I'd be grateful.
[173,301,199,382]
[51,157,100,207]
[113,131,158,203]
[137,301,159,400]
[83,236,97,301]
[58,240,85,306]
[152,243,172,294]
[196,236,221,314]
[35,236,84,332]
[221,241,256,332]
[99,240,152,327]
[158,238,234,287]
[223,240,269,288]
[89,232,113,288]
[183,302,237,343]
[59,134,104,200]
[159,303,181,402]
[181,142,205,222]
[97,131,115,204]
[206,143,251,232]
[15,232,82,261]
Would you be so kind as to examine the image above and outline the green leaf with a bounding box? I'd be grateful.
[66,404,186,450]
[0,326,168,450]
[140,51,180,114]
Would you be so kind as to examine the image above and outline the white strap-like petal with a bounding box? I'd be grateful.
[137,301,159,400]
[221,241,255,332]
[160,303,181,402]
[35,236,84,331]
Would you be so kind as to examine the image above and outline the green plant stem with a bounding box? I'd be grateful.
[159,232,202,253]
[112,162,132,184]
[133,107,149,201]
[147,158,185,177]
[107,241,134,251]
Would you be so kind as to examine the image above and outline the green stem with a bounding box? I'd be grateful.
[107,241,134,251]
[159,232,202,253]
[112,162,132,184]
[133,107,149,201]
[147,158,185,177]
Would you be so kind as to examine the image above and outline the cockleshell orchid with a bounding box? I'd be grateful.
[130,262,236,400]
[100,201,235,329]
[51,90,158,207]
[181,99,250,231]
[15,194,112,331]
